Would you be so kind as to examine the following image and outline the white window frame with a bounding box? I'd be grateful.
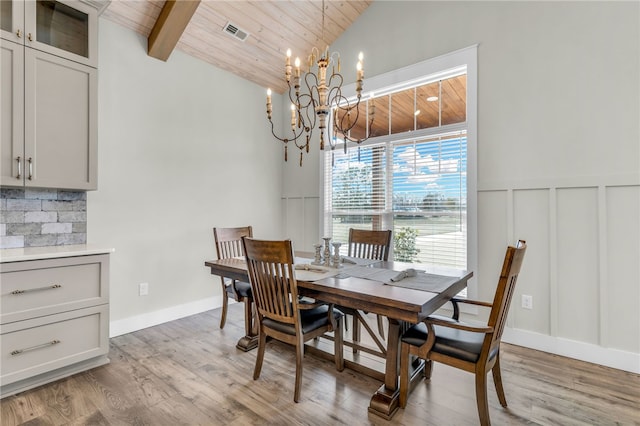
[319,45,478,298]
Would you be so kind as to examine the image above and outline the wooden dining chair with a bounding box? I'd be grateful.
[346,228,392,345]
[398,240,527,426]
[213,226,253,330]
[242,237,344,402]
[347,228,392,262]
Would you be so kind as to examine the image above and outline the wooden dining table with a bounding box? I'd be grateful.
[204,255,472,419]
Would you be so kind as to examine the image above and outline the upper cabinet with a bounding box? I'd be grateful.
[1,0,98,67]
[1,0,104,191]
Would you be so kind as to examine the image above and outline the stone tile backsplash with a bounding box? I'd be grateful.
[0,188,87,249]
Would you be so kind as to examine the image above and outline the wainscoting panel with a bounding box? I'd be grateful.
[512,189,550,335]
[556,187,600,345]
[477,190,509,303]
[605,185,640,353]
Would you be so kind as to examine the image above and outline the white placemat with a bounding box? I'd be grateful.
[340,256,379,267]
[293,263,341,281]
[383,271,461,293]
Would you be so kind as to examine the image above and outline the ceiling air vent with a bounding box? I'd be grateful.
[223,22,249,42]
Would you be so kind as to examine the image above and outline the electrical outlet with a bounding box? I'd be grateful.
[521,294,533,310]
[139,282,149,296]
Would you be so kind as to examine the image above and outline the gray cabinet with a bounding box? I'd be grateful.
[1,0,98,67]
[0,252,110,398]
[0,0,100,191]
[0,40,24,187]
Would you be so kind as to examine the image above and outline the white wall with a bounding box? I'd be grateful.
[283,1,640,372]
[89,19,283,335]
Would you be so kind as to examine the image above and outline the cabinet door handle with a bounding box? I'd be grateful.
[27,33,33,42]
[11,284,62,295]
[16,156,21,179]
[11,340,61,356]
[28,157,33,180]
[16,29,22,38]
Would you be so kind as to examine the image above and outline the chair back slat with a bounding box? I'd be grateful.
[243,238,299,326]
[487,240,527,348]
[347,228,392,261]
[213,226,253,260]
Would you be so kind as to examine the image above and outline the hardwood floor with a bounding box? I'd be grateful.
[2,304,639,425]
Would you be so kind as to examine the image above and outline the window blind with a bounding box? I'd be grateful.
[323,144,388,249]
[323,71,468,269]
[391,133,467,268]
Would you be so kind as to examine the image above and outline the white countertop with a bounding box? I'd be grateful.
[0,244,114,263]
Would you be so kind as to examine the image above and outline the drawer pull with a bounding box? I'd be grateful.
[11,340,61,356]
[11,284,62,295]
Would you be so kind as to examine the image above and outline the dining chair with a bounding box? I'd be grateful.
[213,226,253,330]
[345,228,392,345]
[398,240,527,426]
[242,237,344,402]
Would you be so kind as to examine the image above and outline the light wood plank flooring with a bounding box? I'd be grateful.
[2,304,639,425]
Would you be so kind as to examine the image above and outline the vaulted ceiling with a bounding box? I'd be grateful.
[101,0,372,93]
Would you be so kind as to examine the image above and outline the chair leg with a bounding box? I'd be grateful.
[424,359,434,379]
[293,336,304,403]
[492,352,508,407]
[475,372,491,426]
[219,293,229,329]
[399,342,411,408]
[376,314,385,339]
[352,314,360,354]
[334,317,345,372]
[253,331,267,380]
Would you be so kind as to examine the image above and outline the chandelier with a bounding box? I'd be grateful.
[265,1,374,166]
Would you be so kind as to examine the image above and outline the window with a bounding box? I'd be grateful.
[322,46,477,274]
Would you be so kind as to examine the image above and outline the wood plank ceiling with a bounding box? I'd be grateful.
[102,1,467,139]
[102,0,372,93]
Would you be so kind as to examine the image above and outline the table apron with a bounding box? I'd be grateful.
[206,266,248,283]
[300,289,423,323]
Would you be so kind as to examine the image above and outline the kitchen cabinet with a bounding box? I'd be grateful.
[1,0,98,67]
[1,0,101,191]
[0,246,112,398]
[1,41,97,189]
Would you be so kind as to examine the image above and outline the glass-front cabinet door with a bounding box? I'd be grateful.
[0,0,25,43]
[1,1,97,67]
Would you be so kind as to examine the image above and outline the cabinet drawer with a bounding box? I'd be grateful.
[0,304,109,386]
[1,254,109,324]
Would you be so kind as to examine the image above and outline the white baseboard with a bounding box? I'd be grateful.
[503,328,640,374]
[109,296,224,337]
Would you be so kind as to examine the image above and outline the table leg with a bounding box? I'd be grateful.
[367,317,404,419]
[236,298,259,352]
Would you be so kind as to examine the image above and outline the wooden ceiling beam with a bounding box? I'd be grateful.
[148,0,201,61]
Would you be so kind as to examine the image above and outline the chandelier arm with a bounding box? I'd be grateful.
[332,95,362,134]
[297,92,317,130]
[326,72,344,92]
[328,90,373,145]
[267,115,308,145]
[304,73,321,134]
[304,71,320,93]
